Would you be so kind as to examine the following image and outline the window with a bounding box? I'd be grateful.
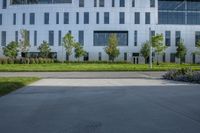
[22,13,25,25]
[120,0,125,7]
[98,52,102,61]
[96,12,99,24]
[94,0,97,7]
[76,12,79,24]
[151,30,155,37]
[56,12,59,24]
[145,12,150,24]
[119,12,125,24]
[175,31,181,46]
[150,0,155,7]
[84,53,89,61]
[104,12,109,24]
[135,12,140,24]
[99,0,104,7]
[1,31,6,46]
[134,31,137,46]
[165,31,171,46]
[79,0,84,7]
[94,31,128,46]
[112,0,115,7]
[34,31,37,46]
[30,13,35,25]
[84,12,89,24]
[132,0,135,7]
[64,12,69,24]
[58,30,62,46]
[13,13,16,25]
[79,31,84,45]
[11,0,72,4]
[170,53,176,63]
[0,14,2,25]
[3,0,6,9]
[124,53,127,61]
[44,13,49,24]
[15,31,18,42]
[195,31,200,46]
[49,31,54,46]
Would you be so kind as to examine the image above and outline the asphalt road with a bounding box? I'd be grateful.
[0,78,200,133]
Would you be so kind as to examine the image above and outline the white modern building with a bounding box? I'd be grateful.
[0,0,200,63]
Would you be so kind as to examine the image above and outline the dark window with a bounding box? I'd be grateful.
[98,52,102,61]
[44,13,49,24]
[0,14,2,25]
[96,12,99,24]
[195,31,200,46]
[79,0,84,7]
[145,12,150,24]
[124,52,127,61]
[15,31,18,42]
[135,12,140,24]
[99,0,104,7]
[165,31,171,46]
[134,30,137,46]
[1,31,6,46]
[56,12,59,24]
[49,31,54,46]
[58,30,62,46]
[150,0,155,7]
[104,12,109,24]
[3,0,6,9]
[151,30,155,37]
[79,31,84,45]
[22,13,25,25]
[94,0,97,7]
[64,12,69,24]
[120,0,125,7]
[163,53,166,62]
[13,13,16,25]
[30,13,35,25]
[84,52,89,61]
[76,12,79,24]
[170,53,176,63]
[112,0,115,7]
[175,31,181,46]
[132,0,135,7]
[34,31,37,46]
[119,12,125,24]
[94,31,128,46]
[84,12,89,24]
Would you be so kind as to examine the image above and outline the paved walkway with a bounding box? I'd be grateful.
[0,78,200,133]
[0,72,165,79]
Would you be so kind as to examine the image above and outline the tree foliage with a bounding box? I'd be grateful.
[19,29,30,57]
[104,34,120,62]
[176,39,187,64]
[3,41,19,58]
[74,42,86,61]
[63,33,75,61]
[140,41,150,64]
[194,40,200,55]
[38,41,51,58]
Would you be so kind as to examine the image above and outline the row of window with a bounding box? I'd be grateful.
[9,0,155,8]
[1,30,200,47]
[0,12,151,25]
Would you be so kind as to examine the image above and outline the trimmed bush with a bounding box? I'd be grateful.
[30,58,36,64]
[7,58,14,64]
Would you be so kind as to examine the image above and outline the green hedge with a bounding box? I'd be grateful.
[0,58,55,64]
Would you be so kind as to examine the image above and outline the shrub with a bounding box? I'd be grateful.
[14,58,20,64]
[7,58,14,64]
[0,58,8,64]
[30,58,36,64]
[35,58,39,64]
[38,58,44,64]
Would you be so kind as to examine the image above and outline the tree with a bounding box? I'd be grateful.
[176,39,187,64]
[194,40,200,56]
[3,41,19,59]
[104,34,120,62]
[19,29,30,58]
[38,41,51,58]
[152,34,167,65]
[63,33,76,61]
[74,42,86,61]
[140,41,150,64]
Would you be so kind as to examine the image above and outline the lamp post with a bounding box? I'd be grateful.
[149,27,153,69]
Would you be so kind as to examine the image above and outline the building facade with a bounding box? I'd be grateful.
[0,0,200,63]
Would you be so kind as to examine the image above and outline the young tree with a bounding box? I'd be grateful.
[38,41,51,58]
[176,39,187,64]
[3,41,19,59]
[104,34,120,62]
[74,42,86,61]
[19,29,30,58]
[63,33,75,61]
[194,40,200,55]
[140,41,150,64]
[151,34,167,65]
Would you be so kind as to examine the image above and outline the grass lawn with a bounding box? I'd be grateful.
[0,63,199,72]
[0,77,40,96]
